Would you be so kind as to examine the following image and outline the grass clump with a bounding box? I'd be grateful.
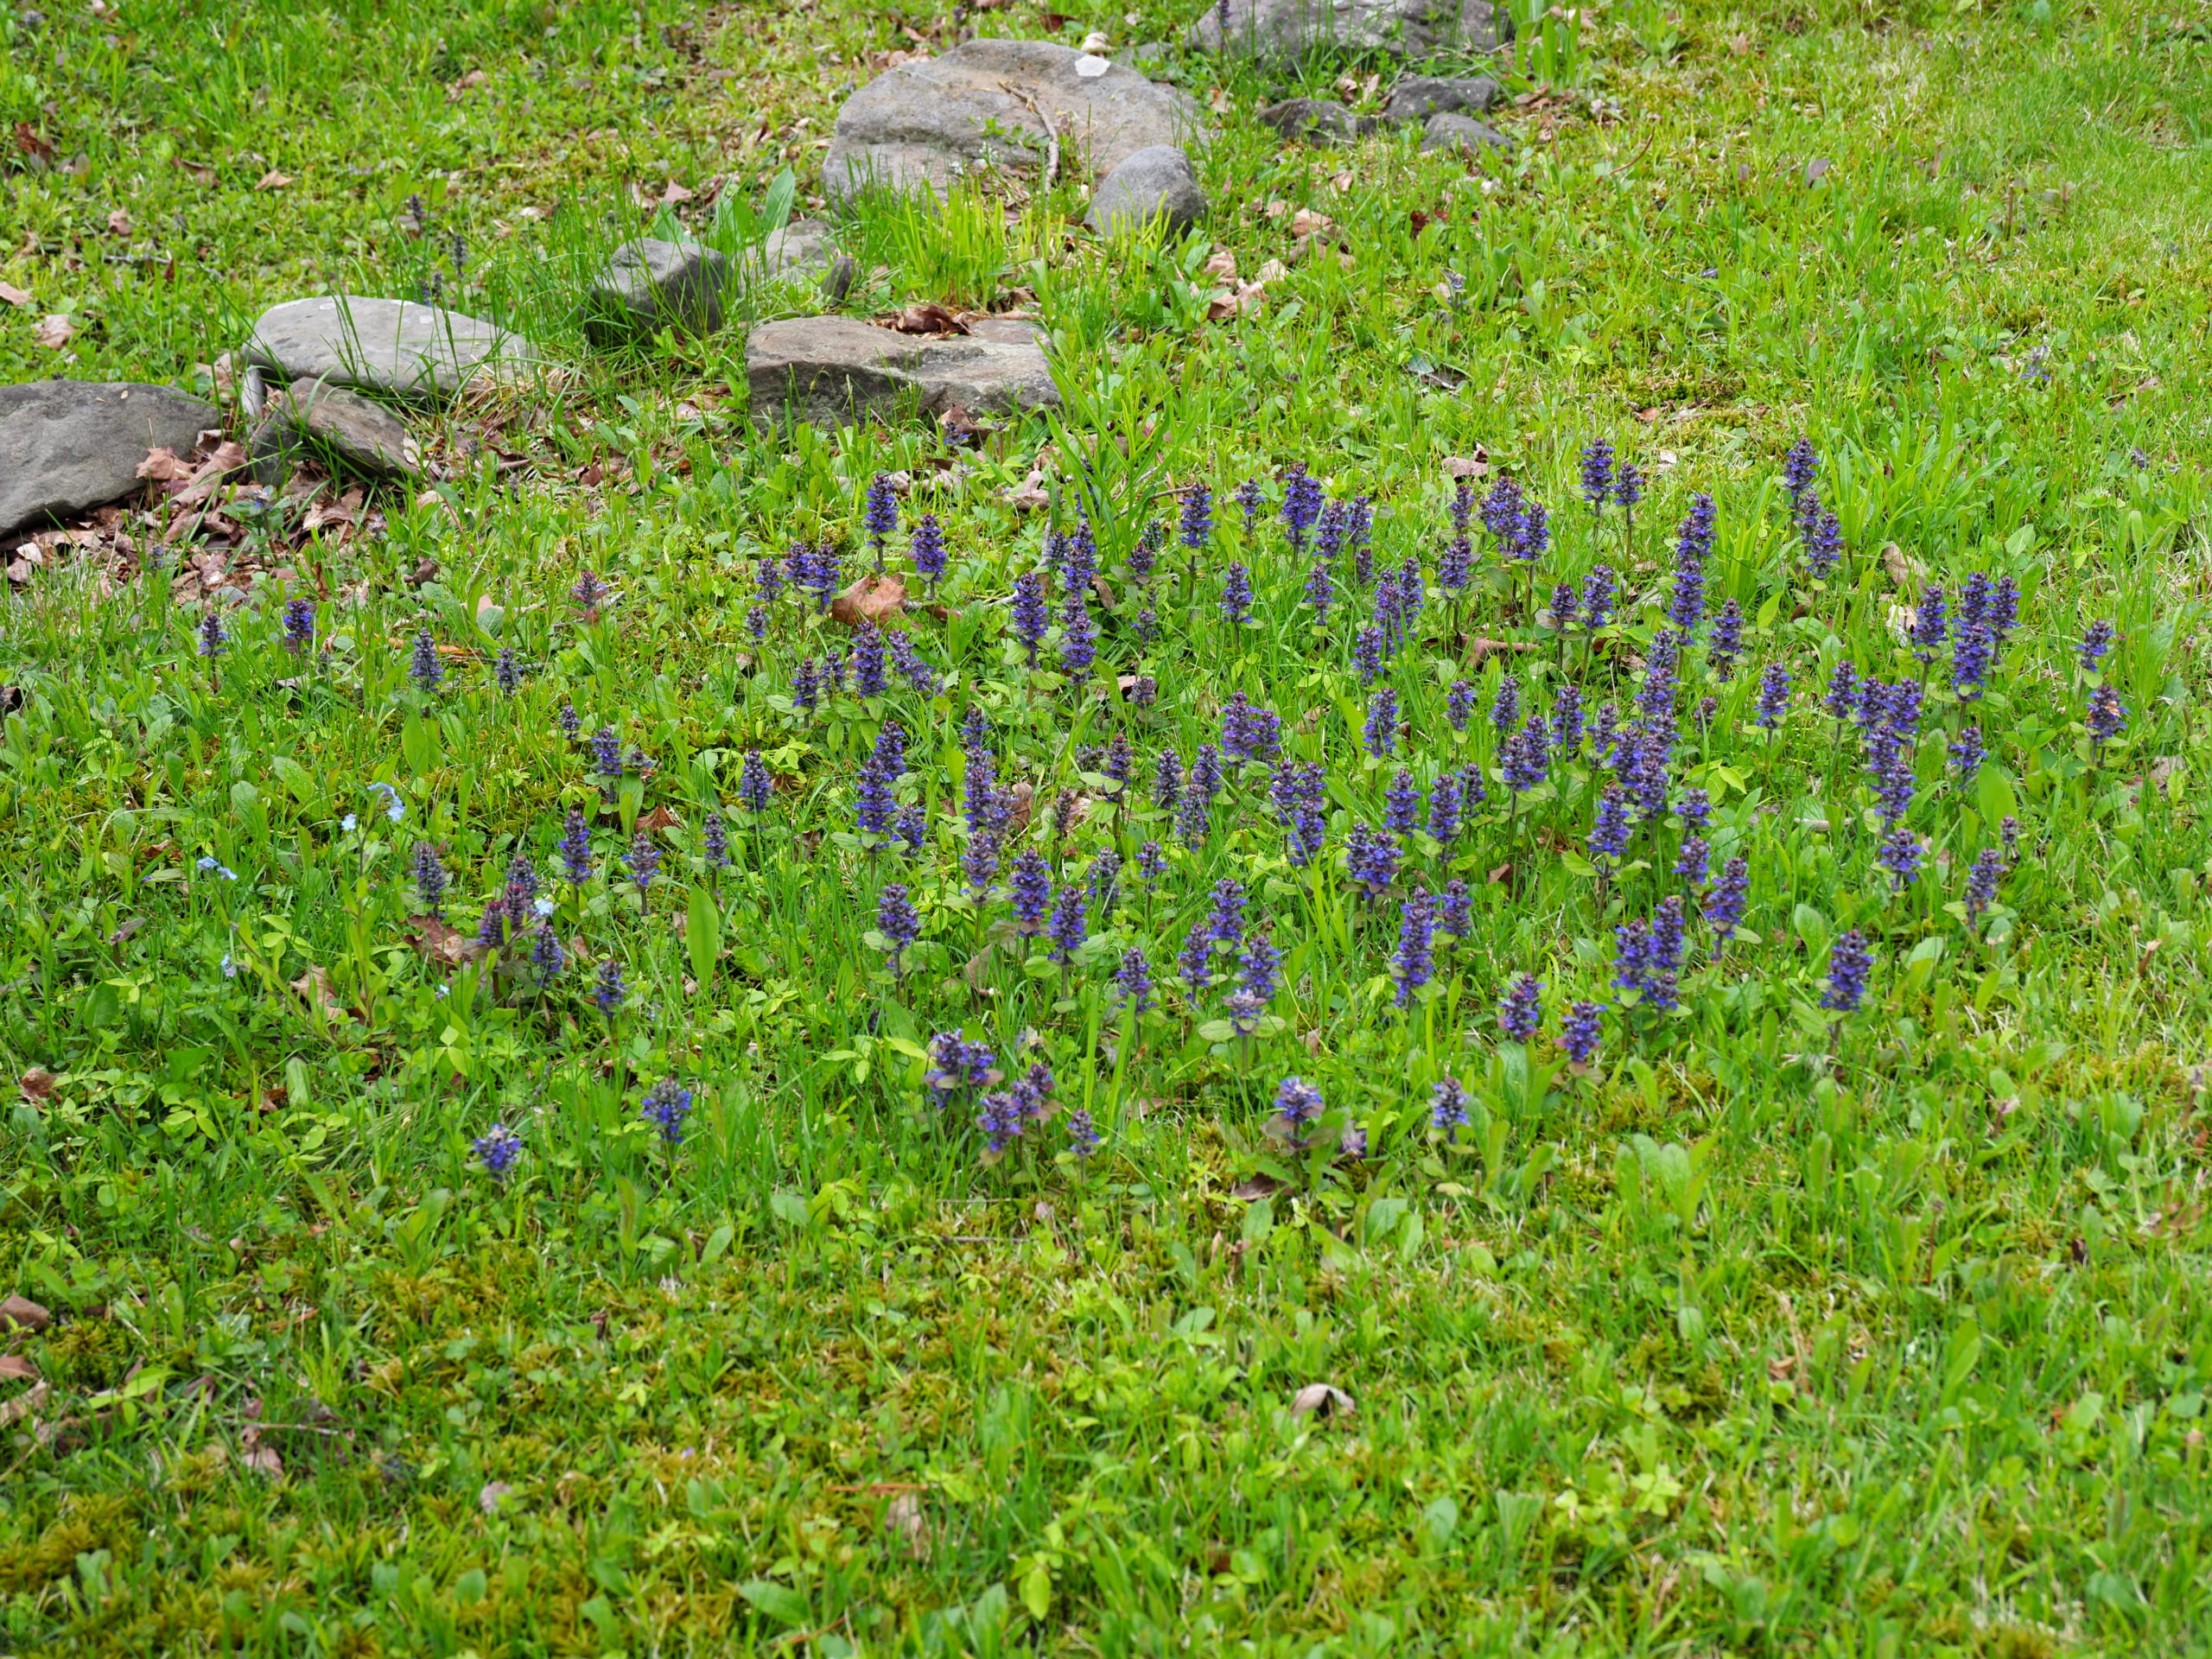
[4,0,2212,1654]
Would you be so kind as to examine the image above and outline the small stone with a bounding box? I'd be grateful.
[822,256,859,305]
[245,295,537,403]
[1382,74,1502,122]
[1191,0,1510,63]
[758,218,838,286]
[747,315,1059,429]
[1421,111,1514,155]
[586,238,728,343]
[823,38,1202,202]
[0,379,218,539]
[1258,98,1369,145]
[251,378,420,483]
[1086,144,1208,238]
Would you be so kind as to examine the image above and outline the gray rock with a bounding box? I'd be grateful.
[1191,0,1510,62]
[1421,111,1513,154]
[245,296,538,403]
[759,218,838,285]
[250,378,420,484]
[747,315,1058,429]
[1086,145,1209,238]
[822,256,859,306]
[1116,39,1176,71]
[587,238,728,343]
[823,38,1202,202]
[0,379,217,538]
[1382,74,1503,122]
[1258,97,1370,144]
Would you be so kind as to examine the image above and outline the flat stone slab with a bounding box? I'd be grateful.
[1087,144,1209,237]
[1258,98,1371,144]
[251,378,420,482]
[747,315,1058,429]
[245,296,537,402]
[1382,74,1503,122]
[0,379,218,538]
[823,38,1202,201]
[1190,0,1510,62]
[587,238,728,344]
[1422,111,1514,154]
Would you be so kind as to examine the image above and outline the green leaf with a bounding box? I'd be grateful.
[700,1222,734,1266]
[738,1579,810,1627]
[1363,1196,1408,1247]
[1977,768,2018,830]
[270,754,317,807]
[1240,1195,1274,1245]
[768,1191,810,1230]
[1559,849,1599,879]
[402,713,437,777]
[686,885,721,991]
[1020,1561,1052,1620]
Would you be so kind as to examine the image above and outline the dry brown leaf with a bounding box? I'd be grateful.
[886,302,966,336]
[1440,451,1490,480]
[1290,1382,1355,1419]
[407,914,486,969]
[1289,207,1334,238]
[1201,249,1238,283]
[1231,1175,1283,1200]
[938,403,991,444]
[1255,258,1287,285]
[0,1354,39,1382]
[0,1381,47,1427]
[1881,543,1913,586]
[1634,405,1661,424]
[660,179,694,205]
[18,1067,56,1104]
[33,314,73,350]
[106,208,132,237]
[1001,469,1051,511]
[289,964,345,1017]
[256,170,294,191]
[452,68,488,92]
[170,442,250,506]
[479,1480,513,1513]
[137,447,193,482]
[635,805,679,833]
[0,281,29,308]
[830,571,906,626]
[1,1296,51,1332]
[886,1492,930,1560]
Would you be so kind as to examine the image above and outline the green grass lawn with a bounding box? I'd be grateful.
[5,0,2212,1653]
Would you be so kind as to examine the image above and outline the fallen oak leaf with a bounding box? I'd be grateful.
[136,447,194,482]
[0,281,30,307]
[1290,1382,1355,1420]
[0,1354,39,1382]
[0,1381,47,1427]
[289,964,346,1017]
[256,170,294,191]
[17,1067,56,1105]
[33,314,74,350]
[830,572,906,626]
[0,1295,52,1332]
[406,914,486,969]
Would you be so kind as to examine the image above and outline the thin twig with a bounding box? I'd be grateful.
[1001,83,1058,188]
